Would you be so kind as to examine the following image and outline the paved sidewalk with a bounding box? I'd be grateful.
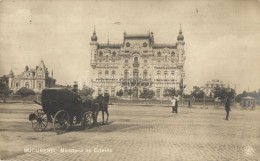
[0,104,259,161]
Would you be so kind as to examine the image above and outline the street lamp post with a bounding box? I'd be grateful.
[3,82,6,103]
[204,90,205,107]
[200,87,207,109]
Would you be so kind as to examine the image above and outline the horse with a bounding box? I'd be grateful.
[95,94,109,125]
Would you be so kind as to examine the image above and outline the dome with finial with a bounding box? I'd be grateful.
[91,26,98,42]
[9,69,14,76]
[177,24,184,41]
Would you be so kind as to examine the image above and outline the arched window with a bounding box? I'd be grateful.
[112,71,116,79]
[165,55,167,62]
[25,82,29,88]
[124,70,129,79]
[133,69,139,79]
[171,52,175,57]
[105,70,109,78]
[38,83,42,90]
[106,55,109,62]
[134,57,138,62]
[157,52,161,57]
[164,71,168,79]
[143,70,148,79]
[99,51,103,57]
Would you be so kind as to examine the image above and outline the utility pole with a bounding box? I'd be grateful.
[234,84,236,107]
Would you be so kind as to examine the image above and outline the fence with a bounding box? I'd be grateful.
[0,95,236,108]
[0,95,41,103]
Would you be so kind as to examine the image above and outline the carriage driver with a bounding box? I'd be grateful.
[72,82,79,95]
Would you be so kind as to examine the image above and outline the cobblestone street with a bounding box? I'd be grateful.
[0,103,259,161]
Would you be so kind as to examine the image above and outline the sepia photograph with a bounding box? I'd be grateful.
[0,0,260,160]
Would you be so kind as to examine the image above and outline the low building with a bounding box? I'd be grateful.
[241,96,257,108]
[7,60,56,93]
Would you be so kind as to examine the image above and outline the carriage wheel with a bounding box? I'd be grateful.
[81,111,93,129]
[31,109,48,132]
[53,110,70,134]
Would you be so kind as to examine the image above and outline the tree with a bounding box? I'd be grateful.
[139,89,155,100]
[190,86,204,98]
[79,86,95,96]
[116,89,124,98]
[16,87,35,97]
[213,85,235,99]
[0,79,12,102]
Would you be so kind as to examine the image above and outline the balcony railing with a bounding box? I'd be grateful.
[119,78,152,86]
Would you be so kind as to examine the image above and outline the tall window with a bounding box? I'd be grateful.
[38,83,42,90]
[164,71,168,79]
[112,71,116,79]
[105,70,109,78]
[134,57,138,63]
[133,69,139,79]
[171,71,175,79]
[157,71,161,79]
[157,52,161,57]
[143,70,148,79]
[106,55,108,62]
[25,82,29,88]
[165,55,167,62]
[171,52,175,57]
[124,70,128,79]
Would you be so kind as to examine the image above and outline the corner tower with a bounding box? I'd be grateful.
[90,26,98,69]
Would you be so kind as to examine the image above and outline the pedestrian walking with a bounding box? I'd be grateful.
[252,101,255,110]
[171,96,176,113]
[225,97,231,120]
[174,95,179,113]
[188,100,191,108]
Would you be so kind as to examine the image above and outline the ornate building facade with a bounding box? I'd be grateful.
[90,27,186,99]
[8,60,56,93]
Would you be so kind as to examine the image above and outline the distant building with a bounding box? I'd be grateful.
[89,26,186,98]
[7,60,56,93]
[203,79,228,97]
[241,96,257,108]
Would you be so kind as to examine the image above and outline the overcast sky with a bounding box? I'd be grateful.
[0,0,260,93]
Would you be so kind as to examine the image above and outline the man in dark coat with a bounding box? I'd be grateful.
[225,98,231,120]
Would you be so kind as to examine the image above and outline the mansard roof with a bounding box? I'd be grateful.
[99,44,122,49]
[152,44,177,49]
[124,33,151,39]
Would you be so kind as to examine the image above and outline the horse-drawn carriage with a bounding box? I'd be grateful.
[29,88,94,133]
